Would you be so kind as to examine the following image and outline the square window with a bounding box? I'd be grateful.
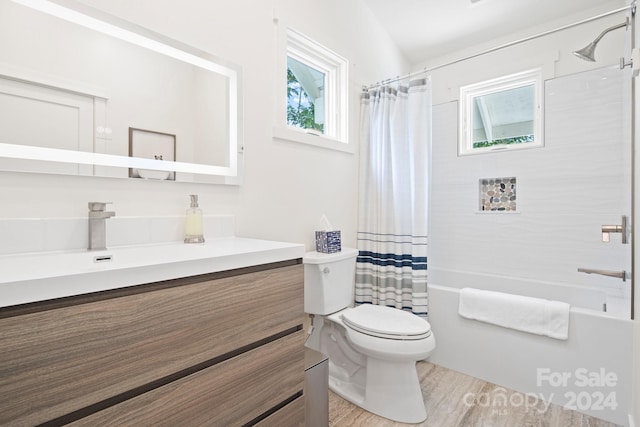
[459,69,543,156]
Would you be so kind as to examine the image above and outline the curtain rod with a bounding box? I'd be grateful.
[365,3,635,91]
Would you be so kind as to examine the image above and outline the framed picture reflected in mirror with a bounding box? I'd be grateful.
[128,127,176,180]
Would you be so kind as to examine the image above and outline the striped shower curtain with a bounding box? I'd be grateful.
[356,77,431,316]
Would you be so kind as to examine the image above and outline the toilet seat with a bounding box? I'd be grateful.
[341,304,431,340]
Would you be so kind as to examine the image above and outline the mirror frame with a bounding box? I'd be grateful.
[459,68,543,156]
[2,0,243,182]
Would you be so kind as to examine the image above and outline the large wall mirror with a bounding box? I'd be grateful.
[0,0,243,184]
[459,68,543,156]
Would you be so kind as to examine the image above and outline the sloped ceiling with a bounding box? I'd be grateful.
[362,0,629,64]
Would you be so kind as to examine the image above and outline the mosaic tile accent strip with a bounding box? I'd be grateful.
[480,177,516,211]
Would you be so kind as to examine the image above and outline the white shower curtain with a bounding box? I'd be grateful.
[356,77,431,316]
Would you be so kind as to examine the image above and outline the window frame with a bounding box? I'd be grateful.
[274,26,350,152]
[458,68,544,156]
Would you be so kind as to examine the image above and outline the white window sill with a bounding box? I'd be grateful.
[458,142,544,156]
[272,126,354,154]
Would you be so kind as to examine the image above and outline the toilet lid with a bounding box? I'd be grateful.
[341,305,431,340]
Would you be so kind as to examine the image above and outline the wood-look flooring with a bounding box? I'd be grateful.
[329,361,621,427]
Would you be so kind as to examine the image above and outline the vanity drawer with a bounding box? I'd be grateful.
[69,329,305,426]
[254,395,305,427]
[0,262,303,426]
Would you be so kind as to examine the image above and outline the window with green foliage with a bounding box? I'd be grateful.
[473,135,535,149]
[287,58,324,133]
[284,28,348,142]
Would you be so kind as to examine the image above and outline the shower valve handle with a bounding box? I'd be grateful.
[601,215,628,244]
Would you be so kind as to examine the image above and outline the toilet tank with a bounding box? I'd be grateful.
[303,247,359,315]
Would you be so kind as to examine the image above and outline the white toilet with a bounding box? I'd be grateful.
[303,247,436,424]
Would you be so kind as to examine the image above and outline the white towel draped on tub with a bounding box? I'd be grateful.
[458,288,570,340]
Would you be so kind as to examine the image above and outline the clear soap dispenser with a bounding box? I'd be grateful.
[184,194,205,243]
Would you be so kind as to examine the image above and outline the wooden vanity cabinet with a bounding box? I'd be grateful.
[0,259,305,426]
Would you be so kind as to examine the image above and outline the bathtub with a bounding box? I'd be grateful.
[427,270,633,426]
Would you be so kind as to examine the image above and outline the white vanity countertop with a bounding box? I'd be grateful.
[0,237,305,308]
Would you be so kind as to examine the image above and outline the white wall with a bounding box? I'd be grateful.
[633,6,640,427]
[430,65,631,301]
[417,1,629,105]
[0,0,408,251]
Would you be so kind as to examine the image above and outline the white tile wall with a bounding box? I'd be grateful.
[0,219,46,254]
[0,215,235,255]
[429,65,631,305]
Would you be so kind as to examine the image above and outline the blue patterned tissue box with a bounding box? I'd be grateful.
[315,231,341,253]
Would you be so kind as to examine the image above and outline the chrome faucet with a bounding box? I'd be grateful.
[577,267,627,282]
[88,202,115,250]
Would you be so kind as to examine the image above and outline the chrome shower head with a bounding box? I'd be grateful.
[573,42,598,62]
[573,19,629,62]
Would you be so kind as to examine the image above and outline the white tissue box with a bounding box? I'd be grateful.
[315,231,341,253]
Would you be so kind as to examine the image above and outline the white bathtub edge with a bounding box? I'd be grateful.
[427,283,632,426]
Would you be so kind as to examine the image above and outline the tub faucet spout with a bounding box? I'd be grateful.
[577,267,627,282]
[88,202,115,250]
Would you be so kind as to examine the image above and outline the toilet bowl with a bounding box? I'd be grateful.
[333,304,435,361]
[303,248,436,423]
